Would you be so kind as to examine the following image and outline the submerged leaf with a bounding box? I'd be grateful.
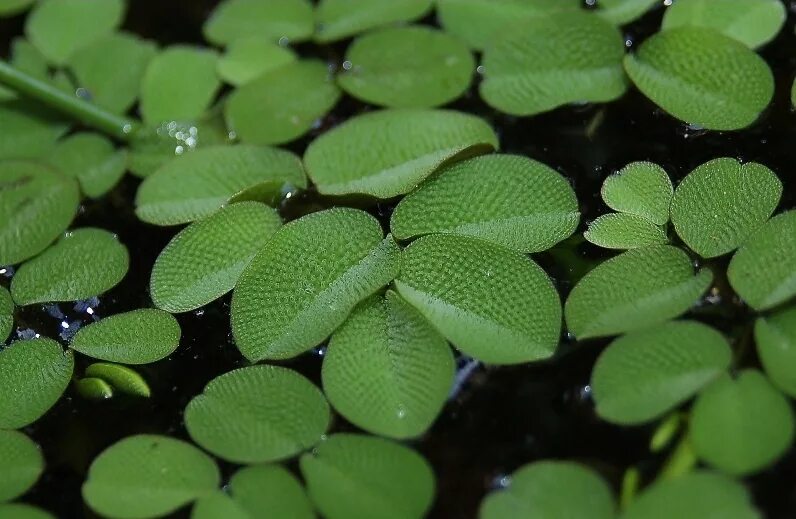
[0,430,43,502]
[185,365,330,463]
[396,234,561,364]
[479,461,615,519]
[624,28,774,130]
[314,0,432,43]
[601,161,673,225]
[11,228,129,306]
[391,154,579,253]
[82,435,220,519]
[300,434,434,519]
[728,210,796,311]
[225,60,341,145]
[85,363,151,397]
[69,309,180,364]
[339,26,474,108]
[591,321,732,425]
[323,291,455,439]
[0,287,11,343]
[304,109,498,198]
[0,338,74,429]
[135,145,304,225]
[0,160,79,266]
[584,213,668,249]
[229,465,314,519]
[217,36,297,86]
[203,0,314,46]
[565,245,712,339]
[47,133,127,199]
[671,158,781,258]
[480,11,627,116]
[755,306,796,398]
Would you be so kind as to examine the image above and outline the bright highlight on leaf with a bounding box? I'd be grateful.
[314,0,433,43]
[0,430,43,503]
[584,213,667,249]
[601,161,673,225]
[755,305,796,398]
[203,0,314,46]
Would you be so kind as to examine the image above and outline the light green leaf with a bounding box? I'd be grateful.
[69,309,180,365]
[391,154,578,253]
[690,370,794,475]
[85,363,151,397]
[728,210,796,311]
[314,0,432,43]
[479,461,615,519]
[323,291,454,439]
[584,213,668,249]
[480,11,627,116]
[151,202,280,312]
[225,60,341,145]
[0,430,43,502]
[662,0,785,49]
[624,27,774,130]
[185,365,330,463]
[135,144,304,226]
[0,286,12,343]
[25,0,125,65]
[140,46,221,125]
[671,158,781,258]
[0,100,69,160]
[0,0,34,17]
[229,465,315,519]
[11,228,129,305]
[203,0,314,46]
[594,0,660,25]
[217,36,297,86]
[300,434,434,519]
[191,492,248,519]
[339,26,474,108]
[591,321,732,425]
[46,133,127,199]
[82,435,220,519]
[565,245,713,339]
[304,109,498,198]
[0,160,79,266]
[232,208,399,361]
[755,305,796,398]
[622,471,760,519]
[396,234,561,364]
[0,338,74,429]
[436,0,581,50]
[0,504,54,519]
[68,32,158,114]
[75,377,114,400]
[601,161,673,225]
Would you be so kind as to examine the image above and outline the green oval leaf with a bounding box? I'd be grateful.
[185,365,330,463]
[594,0,660,25]
[217,36,297,86]
[25,0,124,65]
[151,202,281,313]
[229,465,315,519]
[85,363,151,397]
[0,286,12,344]
[0,504,54,519]
[82,435,220,519]
[135,145,304,226]
[0,430,43,502]
[728,210,796,311]
[480,11,627,116]
[391,154,579,253]
[591,321,732,425]
[0,160,79,266]
[0,100,69,161]
[304,109,498,198]
[584,213,668,249]
[232,208,399,361]
[690,370,794,475]
[0,338,74,429]
[601,161,673,225]
[300,434,434,519]
[225,60,341,145]
[624,27,774,131]
[565,245,713,339]
[203,0,314,46]
[662,0,785,49]
[396,234,561,364]
[314,0,432,43]
[755,305,796,398]
[671,158,781,258]
[339,26,473,108]
[622,471,760,519]
[11,228,129,305]
[68,32,158,114]
[69,309,180,364]
[323,291,454,439]
[140,46,221,125]
[479,461,615,519]
[46,133,127,199]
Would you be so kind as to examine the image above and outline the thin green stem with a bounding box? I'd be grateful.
[0,59,141,141]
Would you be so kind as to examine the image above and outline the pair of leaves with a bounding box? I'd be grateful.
[0,430,43,503]
[78,362,151,399]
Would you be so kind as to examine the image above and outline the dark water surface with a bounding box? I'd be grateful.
[2,1,796,518]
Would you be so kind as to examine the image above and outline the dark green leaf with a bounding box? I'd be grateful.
[0,430,43,502]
